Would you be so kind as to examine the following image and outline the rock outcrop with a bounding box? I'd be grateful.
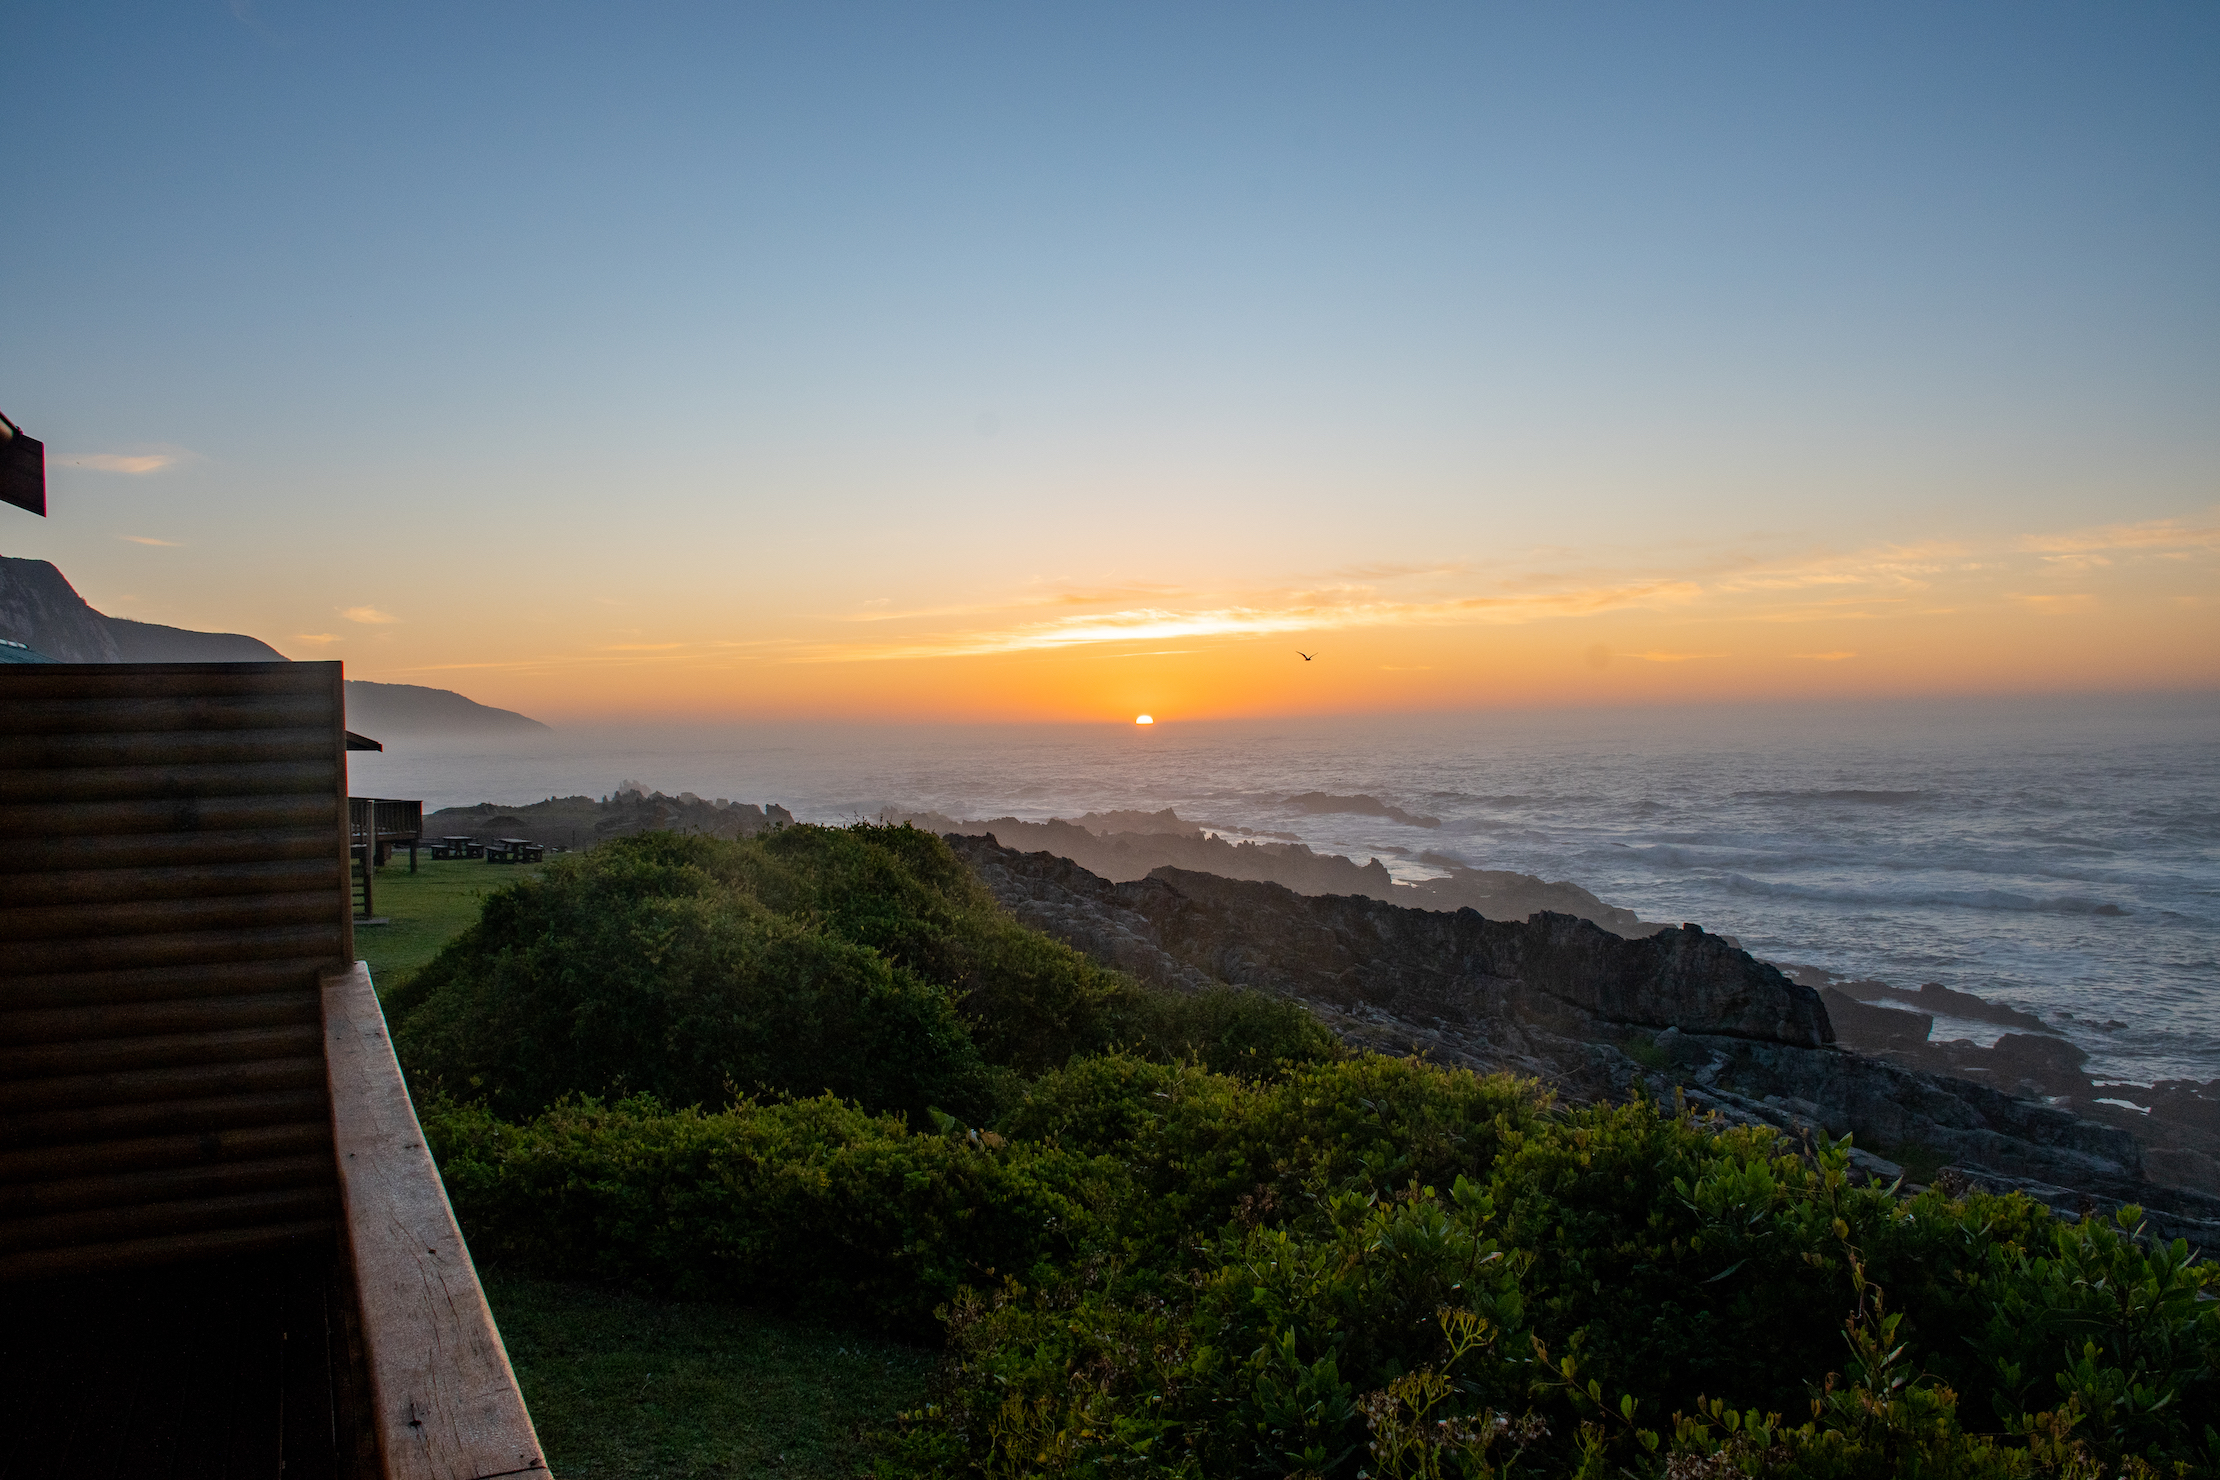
[950,833,2220,1244]
[1793,967,2220,1201]
[889,807,1663,937]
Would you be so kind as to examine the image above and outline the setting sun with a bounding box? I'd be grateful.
[1134,714,1154,725]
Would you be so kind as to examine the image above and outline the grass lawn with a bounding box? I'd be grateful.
[484,1273,940,1479]
[356,854,543,996]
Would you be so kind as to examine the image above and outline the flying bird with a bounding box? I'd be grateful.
[1297,651,1316,662]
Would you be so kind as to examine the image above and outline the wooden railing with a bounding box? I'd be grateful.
[350,797,424,855]
[350,797,425,918]
[324,962,547,1478]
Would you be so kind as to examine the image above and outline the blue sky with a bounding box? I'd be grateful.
[4,3,2215,717]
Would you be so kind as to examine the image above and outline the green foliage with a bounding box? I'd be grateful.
[876,1106,2218,1479]
[400,823,2220,1478]
[391,826,1330,1123]
[424,1092,1109,1339]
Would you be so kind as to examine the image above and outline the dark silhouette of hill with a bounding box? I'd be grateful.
[1,556,550,731]
[0,556,281,662]
[344,680,551,734]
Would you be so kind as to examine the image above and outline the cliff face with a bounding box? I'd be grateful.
[0,557,121,660]
[950,833,2220,1242]
[1121,864,1830,1047]
[0,558,282,662]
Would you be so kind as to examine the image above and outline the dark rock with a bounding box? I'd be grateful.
[950,834,2220,1229]
[1780,964,2050,1032]
[1111,863,1831,1048]
[895,807,1664,937]
[1819,986,1933,1046]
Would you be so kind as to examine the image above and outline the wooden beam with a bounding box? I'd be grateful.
[321,962,548,1480]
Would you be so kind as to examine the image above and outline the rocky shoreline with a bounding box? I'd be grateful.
[948,832,2220,1246]
[889,805,1661,937]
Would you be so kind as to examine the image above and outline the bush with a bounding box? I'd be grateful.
[400,826,2220,1477]
[392,826,1332,1124]
[423,1092,1116,1340]
[393,841,998,1123]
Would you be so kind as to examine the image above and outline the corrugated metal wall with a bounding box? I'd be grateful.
[0,662,354,1279]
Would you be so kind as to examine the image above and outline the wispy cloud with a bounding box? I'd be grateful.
[293,633,340,646]
[375,508,2219,683]
[120,535,181,546]
[798,577,1709,663]
[67,452,186,474]
[2016,512,2220,556]
[2007,592,2098,614]
[342,606,400,624]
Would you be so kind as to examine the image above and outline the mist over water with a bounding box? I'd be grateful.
[348,694,2220,1087]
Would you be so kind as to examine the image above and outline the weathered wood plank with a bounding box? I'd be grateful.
[0,1118,331,1186]
[0,724,337,768]
[0,1217,336,1280]
[0,759,338,803]
[0,1022,324,1080]
[0,988,320,1047]
[0,1153,336,1216]
[0,1054,328,1114]
[0,692,336,734]
[0,887,342,942]
[322,962,548,1480]
[0,662,319,701]
[0,857,345,909]
[1,1184,340,1255]
[0,792,339,838]
[0,956,327,1009]
[0,921,344,975]
[0,827,339,874]
[0,1087,332,1149]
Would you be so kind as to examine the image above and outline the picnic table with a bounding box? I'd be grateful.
[486,837,545,864]
[430,835,484,860]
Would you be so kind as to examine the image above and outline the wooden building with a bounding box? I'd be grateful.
[0,661,546,1478]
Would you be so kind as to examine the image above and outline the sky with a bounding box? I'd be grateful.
[3,1,2216,723]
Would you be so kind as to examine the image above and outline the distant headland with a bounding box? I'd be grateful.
[0,555,549,733]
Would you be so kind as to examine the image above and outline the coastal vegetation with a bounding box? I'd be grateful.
[393,826,2220,1479]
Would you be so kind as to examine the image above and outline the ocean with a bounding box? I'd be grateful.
[344,693,2220,1087]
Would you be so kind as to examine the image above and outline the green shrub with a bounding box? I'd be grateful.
[393,826,1332,1124]
[397,825,2220,1477]
[423,1092,1118,1340]
[393,842,997,1123]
